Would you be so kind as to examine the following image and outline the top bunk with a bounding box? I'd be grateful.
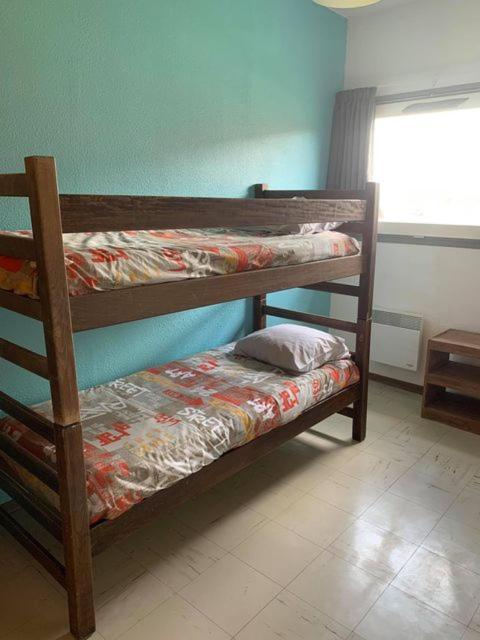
[0,157,379,332]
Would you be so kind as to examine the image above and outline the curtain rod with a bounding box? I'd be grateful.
[375,82,480,105]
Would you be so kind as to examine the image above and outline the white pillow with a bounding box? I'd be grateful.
[234,323,350,373]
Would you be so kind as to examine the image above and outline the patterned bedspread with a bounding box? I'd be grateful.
[0,228,359,297]
[0,344,359,523]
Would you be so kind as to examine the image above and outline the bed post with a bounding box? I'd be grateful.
[352,181,379,441]
[252,184,268,331]
[24,157,95,639]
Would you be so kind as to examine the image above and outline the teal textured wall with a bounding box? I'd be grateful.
[0,0,346,410]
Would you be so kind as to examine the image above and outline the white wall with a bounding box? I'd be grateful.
[330,243,480,385]
[345,0,480,95]
[336,0,480,385]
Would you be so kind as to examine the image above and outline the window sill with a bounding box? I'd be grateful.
[378,221,480,240]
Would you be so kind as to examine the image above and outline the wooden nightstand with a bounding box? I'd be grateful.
[422,329,480,434]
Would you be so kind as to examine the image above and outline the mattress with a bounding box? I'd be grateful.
[0,344,359,523]
[0,228,360,297]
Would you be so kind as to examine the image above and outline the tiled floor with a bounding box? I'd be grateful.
[1,381,480,639]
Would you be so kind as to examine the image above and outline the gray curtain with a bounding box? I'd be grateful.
[327,87,377,190]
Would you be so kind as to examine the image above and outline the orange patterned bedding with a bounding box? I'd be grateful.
[0,343,359,523]
[0,228,359,297]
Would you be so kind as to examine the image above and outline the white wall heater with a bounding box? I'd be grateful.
[371,308,424,371]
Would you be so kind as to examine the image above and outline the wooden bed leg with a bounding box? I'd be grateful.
[253,293,266,331]
[25,156,95,638]
[56,425,96,639]
[352,182,379,442]
[352,319,372,442]
[252,183,268,333]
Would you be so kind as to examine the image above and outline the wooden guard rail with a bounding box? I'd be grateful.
[265,305,359,334]
[0,505,65,585]
[0,431,58,491]
[0,173,29,197]
[0,468,62,539]
[0,234,36,260]
[58,193,367,233]
[302,282,360,297]
[0,337,49,378]
[0,390,55,443]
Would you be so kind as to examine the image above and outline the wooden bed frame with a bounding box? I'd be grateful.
[0,157,378,638]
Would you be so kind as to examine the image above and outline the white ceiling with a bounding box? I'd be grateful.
[333,0,420,17]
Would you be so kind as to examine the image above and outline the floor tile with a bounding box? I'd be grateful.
[231,471,305,519]
[116,594,230,640]
[364,408,404,434]
[0,529,32,579]
[368,393,421,421]
[389,468,459,514]
[329,520,417,581]
[308,413,382,445]
[180,554,280,635]
[257,445,334,491]
[232,520,321,586]
[422,517,480,575]
[439,430,480,461]
[96,571,172,639]
[295,434,364,470]
[93,547,146,608]
[366,437,422,466]
[355,585,465,640]
[0,611,105,640]
[393,547,480,625]
[361,492,440,543]
[119,514,225,591]
[288,550,387,630]
[470,604,480,632]
[339,451,411,490]
[466,470,480,495]
[446,489,480,530]
[412,445,478,492]
[275,493,355,547]
[0,565,63,637]
[175,489,268,551]
[236,590,350,640]
[309,470,384,516]
[383,416,447,451]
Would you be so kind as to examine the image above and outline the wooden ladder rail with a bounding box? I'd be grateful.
[24,156,95,639]
[251,182,379,442]
[0,159,95,639]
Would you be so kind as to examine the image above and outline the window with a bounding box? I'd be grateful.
[371,98,480,226]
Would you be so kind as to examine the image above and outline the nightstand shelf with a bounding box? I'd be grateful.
[422,330,480,434]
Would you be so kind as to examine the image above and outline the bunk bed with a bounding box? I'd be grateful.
[0,157,378,639]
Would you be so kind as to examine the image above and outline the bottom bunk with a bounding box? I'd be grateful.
[0,341,359,529]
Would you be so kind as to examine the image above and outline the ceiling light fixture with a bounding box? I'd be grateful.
[313,0,382,8]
